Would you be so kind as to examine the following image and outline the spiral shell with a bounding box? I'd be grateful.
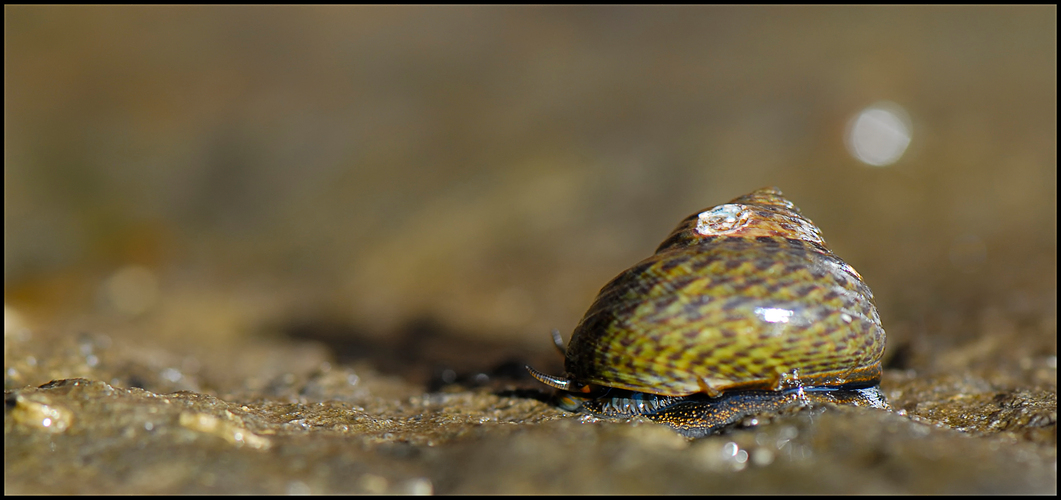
[528,187,887,435]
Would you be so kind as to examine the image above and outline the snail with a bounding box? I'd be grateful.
[528,187,888,437]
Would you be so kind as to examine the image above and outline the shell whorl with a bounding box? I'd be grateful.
[562,187,885,397]
[655,186,827,254]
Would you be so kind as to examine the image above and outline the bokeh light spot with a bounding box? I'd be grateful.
[845,101,912,167]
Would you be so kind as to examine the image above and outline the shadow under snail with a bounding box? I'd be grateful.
[528,187,888,437]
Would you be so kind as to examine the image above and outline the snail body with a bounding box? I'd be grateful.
[528,187,887,437]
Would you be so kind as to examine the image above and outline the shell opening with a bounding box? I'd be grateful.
[696,376,722,398]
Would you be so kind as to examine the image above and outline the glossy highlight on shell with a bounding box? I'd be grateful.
[528,187,888,437]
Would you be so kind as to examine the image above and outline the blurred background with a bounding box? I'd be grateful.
[5,6,1056,382]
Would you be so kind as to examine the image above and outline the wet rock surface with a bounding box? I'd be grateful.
[4,312,1056,494]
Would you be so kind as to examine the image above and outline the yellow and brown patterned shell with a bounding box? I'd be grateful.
[562,187,885,397]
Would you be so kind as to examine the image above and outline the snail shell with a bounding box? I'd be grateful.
[528,187,887,435]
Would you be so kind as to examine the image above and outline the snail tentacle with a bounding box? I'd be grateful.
[526,366,587,392]
[549,329,566,357]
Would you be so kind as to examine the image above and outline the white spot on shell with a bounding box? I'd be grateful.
[696,204,750,235]
[754,307,794,324]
